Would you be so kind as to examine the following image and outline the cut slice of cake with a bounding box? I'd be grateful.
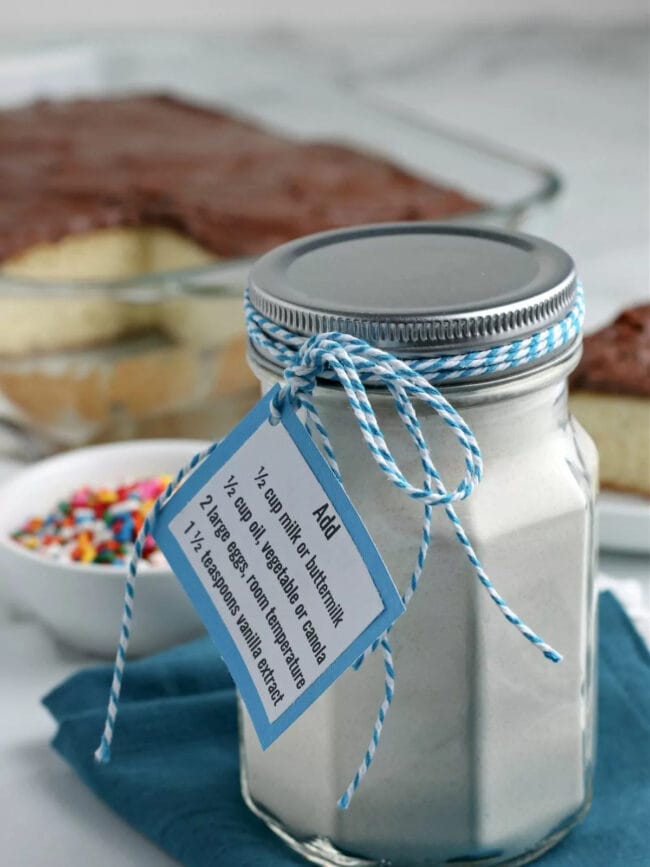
[570,304,650,497]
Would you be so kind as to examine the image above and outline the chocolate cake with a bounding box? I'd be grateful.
[570,304,650,496]
[0,93,483,447]
[0,93,481,269]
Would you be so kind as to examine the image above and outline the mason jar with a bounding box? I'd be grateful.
[239,224,598,867]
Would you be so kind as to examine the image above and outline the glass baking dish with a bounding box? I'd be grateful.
[0,33,561,457]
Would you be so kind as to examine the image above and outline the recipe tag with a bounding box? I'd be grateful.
[154,385,404,748]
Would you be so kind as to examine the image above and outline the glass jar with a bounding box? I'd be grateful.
[240,224,598,867]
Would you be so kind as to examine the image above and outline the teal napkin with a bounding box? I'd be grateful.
[43,592,650,866]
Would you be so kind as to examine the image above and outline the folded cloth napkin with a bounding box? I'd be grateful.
[44,592,649,867]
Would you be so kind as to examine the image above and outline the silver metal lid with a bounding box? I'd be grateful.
[248,223,577,355]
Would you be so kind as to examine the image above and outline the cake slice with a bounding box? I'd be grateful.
[570,304,650,496]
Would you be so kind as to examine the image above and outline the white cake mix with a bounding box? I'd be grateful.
[241,365,597,866]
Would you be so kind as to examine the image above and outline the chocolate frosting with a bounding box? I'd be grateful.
[571,303,650,397]
[0,94,482,262]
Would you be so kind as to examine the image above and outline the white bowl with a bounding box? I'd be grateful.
[0,440,210,657]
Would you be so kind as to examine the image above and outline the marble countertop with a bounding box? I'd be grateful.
[1,19,648,867]
[301,21,649,330]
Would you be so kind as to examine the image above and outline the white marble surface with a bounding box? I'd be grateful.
[3,0,648,33]
[305,22,650,330]
[1,20,649,867]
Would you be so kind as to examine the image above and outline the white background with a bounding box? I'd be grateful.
[0,0,647,31]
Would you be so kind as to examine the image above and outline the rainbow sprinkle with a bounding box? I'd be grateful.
[11,476,172,567]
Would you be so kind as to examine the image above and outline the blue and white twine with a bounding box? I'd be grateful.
[95,284,584,811]
[94,443,217,766]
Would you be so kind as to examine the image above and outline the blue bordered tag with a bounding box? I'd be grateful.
[154,385,404,748]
